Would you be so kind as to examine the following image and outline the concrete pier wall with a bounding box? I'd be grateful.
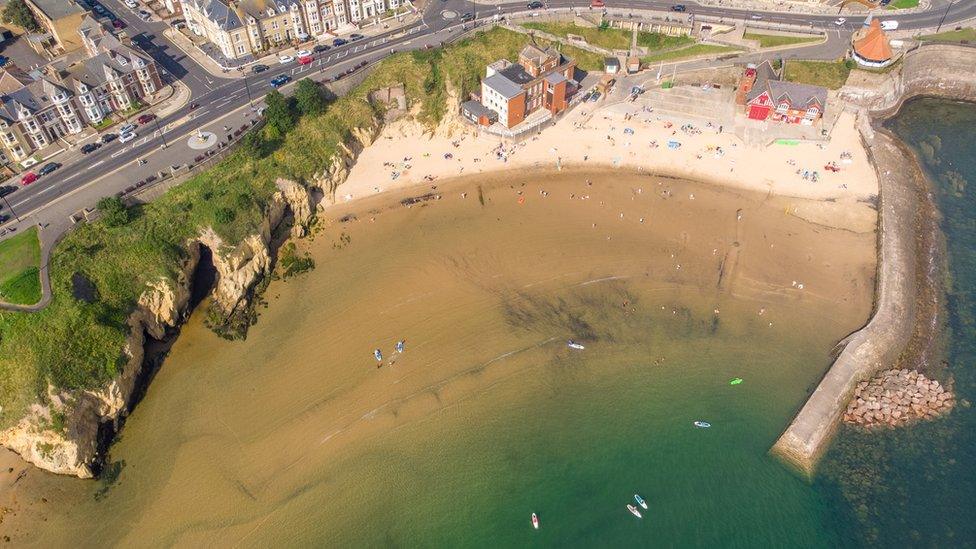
[770,43,976,477]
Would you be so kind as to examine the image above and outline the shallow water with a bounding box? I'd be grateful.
[3,170,876,546]
[816,99,976,547]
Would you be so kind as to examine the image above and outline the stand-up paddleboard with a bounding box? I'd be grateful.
[627,504,643,518]
[531,513,539,530]
[634,494,647,510]
[693,421,711,428]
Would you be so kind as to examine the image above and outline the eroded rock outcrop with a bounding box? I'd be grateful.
[843,369,954,428]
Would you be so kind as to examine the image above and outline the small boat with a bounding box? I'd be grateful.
[694,421,711,428]
[634,494,647,510]
[395,340,405,353]
[729,377,743,385]
[531,513,539,530]
[627,504,642,518]
[567,340,585,350]
[374,349,383,362]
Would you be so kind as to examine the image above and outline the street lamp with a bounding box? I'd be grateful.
[238,66,254,108]
[936,0,955,34]
[1,193,20,222]
[153,116,168,148]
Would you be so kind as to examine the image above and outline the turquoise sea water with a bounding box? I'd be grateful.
[817,99,976,546]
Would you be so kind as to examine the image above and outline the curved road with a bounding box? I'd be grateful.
[0,0,972,237]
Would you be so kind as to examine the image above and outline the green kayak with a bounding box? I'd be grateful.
[729,377,743,385]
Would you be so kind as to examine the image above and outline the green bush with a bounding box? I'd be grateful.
[96,196,131,227]
[2,0,40,31]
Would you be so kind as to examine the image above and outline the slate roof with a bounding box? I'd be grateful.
[519,44,557,66]
[483,73,523,99]
[461,99,496,120]
[745,60,826,109]
[544,72,566,85]
[498,63,533,85]
[194,0,244,30]
[30,0,86,20]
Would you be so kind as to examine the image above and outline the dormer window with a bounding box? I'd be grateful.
[118,57,128,66]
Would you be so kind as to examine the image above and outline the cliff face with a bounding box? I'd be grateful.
[0,181,316,477]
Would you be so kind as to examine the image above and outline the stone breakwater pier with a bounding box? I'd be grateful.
[844,369,954,428]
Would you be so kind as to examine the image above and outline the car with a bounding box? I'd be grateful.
[172,21,185,29]
[296,49,312,57]
[124,0,137,6]
[834,17,846,25]
[92,4,106,14]
[297,55,313,65]
[0,185,16,197]
[880,20,898,30]
[670,4,686,11]
[590,0,604,7]
[0,214,8,223]
[20,172,37,186]
[332,38,348,46]
[750,13,762,20]
[251,63,269,73]
[527,1,543,8]
[138,9,151,17]
[312,44,330,53]
[118,131,137,143]
[588,91,601,102]
[170,18,185,25]
[38,162,60,176]
[0,55,8,66]
[350,33,364,41]
[460,12,474,22]
[270,74,291,88]
[81,142,101,154]
[101,132,118,144]
[278,54,294,64]
[119,123,137,134]
[112,18,125,29]
[137,113,156,124]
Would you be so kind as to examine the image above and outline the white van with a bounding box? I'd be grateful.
[119,131,137,143]
[880,20,899,30]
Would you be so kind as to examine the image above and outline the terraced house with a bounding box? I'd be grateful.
[183,0,402,61]
[0,18,161,165]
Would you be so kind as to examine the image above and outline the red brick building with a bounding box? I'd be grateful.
[475,45,576,129]
[738,60,827,125]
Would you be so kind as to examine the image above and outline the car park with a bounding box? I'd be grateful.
[81,142,101,154]
[313,44,330,53]
[119,123,137,134]
[20,172,37,186]
[137,113,156,124]
[332,38,348,46]
[251,63,269,73]
[38,162,60,176]
[270,74,291,87]
[670,4,686,11]
[119,131,137,143]
[527,1,543,8]
[278,54,294,63]
[298,55,313,65]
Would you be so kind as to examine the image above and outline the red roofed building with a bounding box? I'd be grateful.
[852,19,893,68]
[738,61,827,125]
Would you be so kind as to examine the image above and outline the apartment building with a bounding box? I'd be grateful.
[0,18,162,164]
[477,45,576,129]
[183,0,401,61]
[24,0,89,56]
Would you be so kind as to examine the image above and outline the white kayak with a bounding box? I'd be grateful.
[567,340,585,350]
[627,504,643,518]
[694,421,711,428]
[531,513,539,529]
[634,494,647,510]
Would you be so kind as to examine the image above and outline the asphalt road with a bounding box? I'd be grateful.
[1,0,972,235]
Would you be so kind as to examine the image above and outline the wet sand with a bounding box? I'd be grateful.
[0,169,876,546]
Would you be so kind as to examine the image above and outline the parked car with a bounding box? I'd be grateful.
[270,74,291,88]
[278,54,294,64]
[170,18,185,25]
[0,55,8,66]
[38,162,60,176]
[81,142,101,154]
[350,33,364,41]
[298,55,313,65]
[750,13,762,20]
[0,214,8,223]
[527,1,544,8]
[92,4,106,14]
[251,63,269,73]
[834,17,846,25]
[124,0,137,7]
[332,38,348,46]
[590,0,604,7]
[119,131,137,143]
[296,49,312,57]
[670,4,686,11]
[880,20,898,30]
[119,123,137,134]
[101,132,118,144]
[20,172,37,186]
[460,12,474,22]
[313,44,331,53]
[138,9,152,19]
[112,18,125,29]
[137,113,156,124]
[0,185,15,197]
[588,91,601,102]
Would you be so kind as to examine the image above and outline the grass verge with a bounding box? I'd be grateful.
[641,44,739,63]
[920,28,976,43]
[783,59,852,90]
[0,227,41,305]
[743,32,822,48]
[521,21,693,53]
[885,0,918,8]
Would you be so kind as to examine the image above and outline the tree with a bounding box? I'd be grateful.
[262,90,295,140]
[294,78,328,117]
[96,196,130,227]
[2,0,40,32]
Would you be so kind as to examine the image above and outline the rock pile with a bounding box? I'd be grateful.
[843,369,954,427]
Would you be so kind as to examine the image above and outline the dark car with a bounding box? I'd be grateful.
[460,12,474,21]
[332,38,348,46]
[0,213,9,223]
[270,74,291,88]
[313,44,331,53]
[0,55,8,66]
[0,185,15,198]
[251,63,269,73]
[101,132,118,144]
[527,1,544,8]
[92,4,106,14]
[112,18,125,29]
[81,142,101,154]
[38,162,61,176]
[350,33,364,41]
[670,4,686,11]
[137,113,156,124]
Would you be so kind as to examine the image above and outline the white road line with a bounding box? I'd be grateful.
[38,185,57,195]
[88,160,105,169]
[110,149,128,158]
[64,173,80,181]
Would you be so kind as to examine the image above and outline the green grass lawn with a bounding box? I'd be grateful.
[783,60,852,90]
[641,44,739,63]
[0,27,577,430]
[522,22,694,53]
[920,28,976,43]
[0,227,41,305]
[743,32,822,48]
[886,0,919,8]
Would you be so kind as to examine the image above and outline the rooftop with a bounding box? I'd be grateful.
[498,63,533,85]
[28,0,86,20]
[483,73,523,99]
[853,19,893,62]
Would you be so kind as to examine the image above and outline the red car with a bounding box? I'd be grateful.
[297,55,313,65]
[112,19,126,29]
[137,113,156,124]
[21,172,37,186]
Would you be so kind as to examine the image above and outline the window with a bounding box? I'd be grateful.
[237,44,246,54]
[271,20,278,29]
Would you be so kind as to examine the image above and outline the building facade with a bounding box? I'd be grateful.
[738,61,827,125]
[183,0,402,61]
[478,45,575,129]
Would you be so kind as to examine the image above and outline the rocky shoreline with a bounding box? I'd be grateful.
[843,369,954,428]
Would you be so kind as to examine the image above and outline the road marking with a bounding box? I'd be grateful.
[110,149,128,158]
[64,173,80,181]
[88,160,105,169]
